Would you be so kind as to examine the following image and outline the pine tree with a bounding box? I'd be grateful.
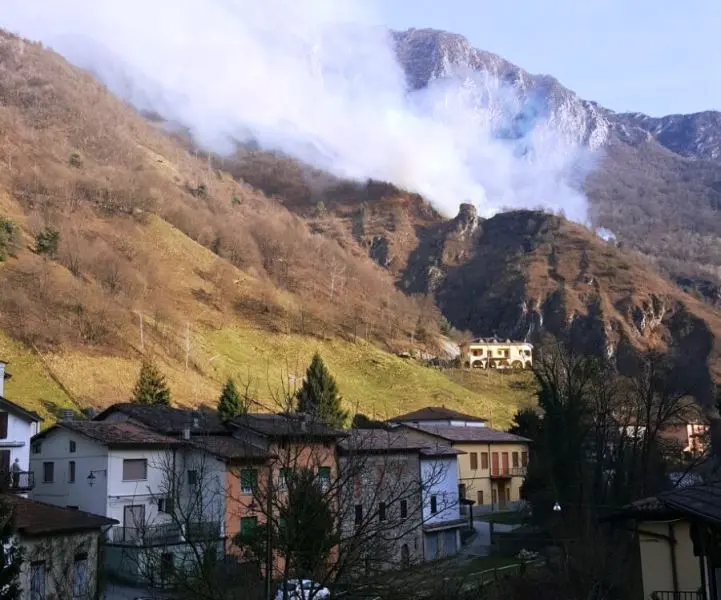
[0,498,23,600]
[131,359,171,405]
[217,377,246,422]
[296,353,347,428]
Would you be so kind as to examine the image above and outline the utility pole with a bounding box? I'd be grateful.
[136,311,144,351]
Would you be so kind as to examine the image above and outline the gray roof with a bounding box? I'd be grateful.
[34,421,184,448]
[94,403,228,435]
[190,435,268,461]
[661,482,721,524]
[232,413,345,440]
[391,406,487,424]
[339,428,463,458]
[405,424,531,444]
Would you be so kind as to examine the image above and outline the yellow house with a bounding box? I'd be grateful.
[606,485,721,600]
[390,407,530,510]
[461,337,533,370]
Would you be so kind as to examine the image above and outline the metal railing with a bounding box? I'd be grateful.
[0,471,34,492]
[110,523,183,544]
[110,521,222,545]
[651,592,702,600]
[490,467,527,478]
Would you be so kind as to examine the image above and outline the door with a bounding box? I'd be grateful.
[0,450,10,487]
[443,530,457,557]
[123,505,146,541]
[425,533,438,561]
[498,483,507,509]
[501,452,509,475]
[491,452,499,476]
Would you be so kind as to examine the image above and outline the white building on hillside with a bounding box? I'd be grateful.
[461,337,533,370]
[0,360,42,494]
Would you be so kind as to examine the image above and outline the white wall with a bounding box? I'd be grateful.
[29,428,109,516]
[0,411,39,472]
[421,456,461,526]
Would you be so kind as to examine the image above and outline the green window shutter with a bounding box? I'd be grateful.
[240,469,257,493]
[240,516,257,535]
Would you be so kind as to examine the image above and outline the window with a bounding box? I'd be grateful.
[481,453,489,469]
[240,516,258,535]
[0,413,7,440]
[69,440,76,453]
[73,553,87,599]
[317,466,331,491]
[458,484,467,500]
[512,452,519,468]
[158,497,174,513]
[354,504,363,526]
[521,452,528,467]
[32,442,42,454]
[430,495,437,514]
[378,502,386,522]
[30,561,46,600]
[122,459,147,481]
[400,499,408,518]
[240,469,258,494]
[469,452,478,470]
[42,462,54,483]
[187,470,198,486]
[68,461,76,484]
[477,490,484,505]
[279,468,292,491]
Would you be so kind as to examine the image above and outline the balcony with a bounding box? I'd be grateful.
[109,521,222,546]
[489,467,527,479]
[0,471,34,493]
[651,592,702,600]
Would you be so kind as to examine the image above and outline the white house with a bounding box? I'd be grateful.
[417,445,465,561]
[29,419,226,586]
[0,361,42,494]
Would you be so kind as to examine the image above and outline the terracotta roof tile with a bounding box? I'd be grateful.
[3,494,116,536]
[34,421,184,448]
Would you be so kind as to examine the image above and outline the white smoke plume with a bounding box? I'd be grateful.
[1,0,594,221]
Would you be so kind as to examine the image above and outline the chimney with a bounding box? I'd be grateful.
[193,417,199,429]
[0,361,6,398]
[61,409,74,421]
[183,426,191,440]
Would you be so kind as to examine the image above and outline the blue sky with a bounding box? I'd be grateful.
[379,0,720,117]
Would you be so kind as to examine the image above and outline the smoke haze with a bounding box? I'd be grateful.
[2,0,594,221]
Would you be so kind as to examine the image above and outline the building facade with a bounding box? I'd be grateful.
[0,361,42,494]
[461,338,533,370]
[5,494,116,600]
[391,408,530,511]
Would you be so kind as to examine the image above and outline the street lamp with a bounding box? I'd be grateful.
[553,501,561,513]
[87,469,107,486]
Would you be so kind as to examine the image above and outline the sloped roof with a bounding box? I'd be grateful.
[232,413,345,440]
[339,428,463,458]
[3,494,116,536]
[405,424,531,444]
[466,337,532,346]
[94,403,229,435]
[190,435,268,461]
[33,421,184,448]
[0,396,42,423]
[391,406,487,423]
[661,482,721,524]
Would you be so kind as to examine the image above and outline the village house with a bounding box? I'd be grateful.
[390,407,531,510]
[0,361,42,494]
[94,404,345,581]
[4,494,116,600]
[461,338,533,370]
[29,414,227,587]
[604,482,721,600]
[338,427,465,569]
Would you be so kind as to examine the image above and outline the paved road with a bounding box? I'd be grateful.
[459,521,520,560]
[102,582,172,600]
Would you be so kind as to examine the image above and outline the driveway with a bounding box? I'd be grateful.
[459,521,521,560]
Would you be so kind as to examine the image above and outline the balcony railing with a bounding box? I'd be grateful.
[109,521,222,546]
[110,523,183,545]
[0,471,34,492]
[651,592,702,600]
[490,467,527,478]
